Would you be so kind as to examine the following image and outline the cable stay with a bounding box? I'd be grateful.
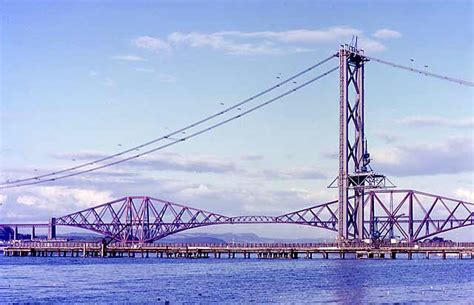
[1,67,338,189]
[1,55,337,187]
[363,54,474,87]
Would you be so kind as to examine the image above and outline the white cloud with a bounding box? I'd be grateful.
[373,29,402,39]
[128,152,236,173]
[0,194,7,204]
[357,37,386,52]
[133,26,390,56]
[17,195,39,206]
[455,188,474,202]
[240,187,335,214]
[111,55,146,61]
[132,36,172,53]
[54,151,237,174]
[15,186,114,212]
[179,184,218,198]
[217,27,362,43]
[168,32,283,55]
[262,166,327,180]
[290,188,333,203]
[398,115,474,128]
[373,136,474,176]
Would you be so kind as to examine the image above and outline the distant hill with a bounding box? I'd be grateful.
[56,232,331,243]
[159,233,331,244]
[1,228,332,243]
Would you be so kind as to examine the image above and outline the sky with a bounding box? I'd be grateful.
[0,0,473,240]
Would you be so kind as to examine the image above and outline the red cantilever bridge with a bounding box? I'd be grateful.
[49,189,474,242]
[3,188,472,244]
[1,44,473,244]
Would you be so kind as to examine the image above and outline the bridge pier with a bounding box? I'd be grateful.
[31,226,36,240]
[13,226,18,240]
[100,239,107,258]
[48,218,56,240]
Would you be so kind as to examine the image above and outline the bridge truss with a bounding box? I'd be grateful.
[50,189,472,243]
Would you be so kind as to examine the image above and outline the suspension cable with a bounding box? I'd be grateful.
[1,55,337,186]
[1,67,338,189]
[363,54,474,87]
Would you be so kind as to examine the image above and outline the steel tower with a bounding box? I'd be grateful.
[336,44,391,241]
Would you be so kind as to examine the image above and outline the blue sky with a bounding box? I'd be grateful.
[0,0,473,240]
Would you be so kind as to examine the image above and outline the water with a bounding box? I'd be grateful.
[0,256,473,304]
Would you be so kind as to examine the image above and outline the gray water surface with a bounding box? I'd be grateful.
[0,257,473,304]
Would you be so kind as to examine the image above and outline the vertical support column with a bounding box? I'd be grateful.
[126,197,133,242]
[13,226,18,240]
[48,218,56,240]
[31,226,36,240]
[338,44,367,241]
[369,192,375,238]
[355,58,365,239]
[408,192,414,242]
[338,46,349,241]
[100,238,107,258]
[143,197,150,244]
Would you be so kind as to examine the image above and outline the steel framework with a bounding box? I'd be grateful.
[46,190,473,243]
[365,190,474,241]
[52,196,339,243]
[337,44,394,241]
[338,44,366,240]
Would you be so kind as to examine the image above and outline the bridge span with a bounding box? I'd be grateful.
[1,189,472,244]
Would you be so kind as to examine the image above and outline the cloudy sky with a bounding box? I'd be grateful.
[0,0,473,240]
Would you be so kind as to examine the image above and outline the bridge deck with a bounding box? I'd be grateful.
[3,241,474,259]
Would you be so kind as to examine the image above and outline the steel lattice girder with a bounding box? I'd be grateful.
[55,196,341,243]
[365,189,474,241]
[54,190,473,243]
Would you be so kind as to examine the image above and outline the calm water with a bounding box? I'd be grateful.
[0,256,473,304]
